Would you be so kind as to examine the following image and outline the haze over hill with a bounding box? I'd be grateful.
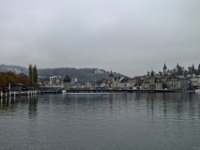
[0,64,28,74]
[0,64,128,84]
[39,68,128,84]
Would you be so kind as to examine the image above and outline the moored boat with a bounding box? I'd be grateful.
[62,90,66,94]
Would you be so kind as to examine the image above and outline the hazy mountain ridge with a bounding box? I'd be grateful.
[38,68,127,84]
[0,64,28,74]
[0,64,127,84]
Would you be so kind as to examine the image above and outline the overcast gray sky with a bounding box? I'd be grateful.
[0,0,200,76]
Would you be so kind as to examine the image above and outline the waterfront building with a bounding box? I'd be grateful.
[71,78,78,85]
[108,71,114,80]
[190,76,200,89]
[141,70,168,90]
[167,76,189,90]
[118,77,134,89]
[10,83,28,94]
[50,75,62,87]
[38,77,49,87]
[96,79,107,88]
[132,76,145,89]
[107,71,135,89]
[85,82,91,89]
[63,75,71,90]
[89,81,96,89]
[108,71,114,88]
[49,74,53,87]
[155,78,163,90]
[179,78,189,89]
[48,75,62,87]
[141,70,156,90]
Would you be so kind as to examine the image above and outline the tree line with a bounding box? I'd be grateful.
[0,64,38,89]
[28,64,38,87]
[0,71,31,88]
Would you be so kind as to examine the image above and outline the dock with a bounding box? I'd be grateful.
[64,89,180,93]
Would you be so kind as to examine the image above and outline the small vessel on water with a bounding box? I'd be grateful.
[195,89,200,93]
[62,90,66,94]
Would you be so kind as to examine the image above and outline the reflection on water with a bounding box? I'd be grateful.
[0,93,200,150]
[0,96,38,119]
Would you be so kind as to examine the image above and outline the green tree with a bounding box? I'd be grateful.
[192,64,195,73]
[198,64,200,75]
[33,65,38,86]
[28,64,33,86]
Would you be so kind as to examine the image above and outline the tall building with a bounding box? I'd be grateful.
[163,63,167,75]
[63,75,71,90]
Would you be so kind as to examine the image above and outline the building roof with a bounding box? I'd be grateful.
[120,78,131,83]
[63,75,71,82]
[137,79,144,86]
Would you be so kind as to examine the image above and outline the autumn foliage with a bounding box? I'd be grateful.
[18,73,31,87]
[0,72,30,88]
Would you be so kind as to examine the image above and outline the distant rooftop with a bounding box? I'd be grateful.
[63,75,71,82]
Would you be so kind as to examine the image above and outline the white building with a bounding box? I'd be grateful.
[190,77,200,88]
[49,74,63,87]
[95,69,104,74]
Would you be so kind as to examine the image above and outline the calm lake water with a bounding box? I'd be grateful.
[0,92,200,150]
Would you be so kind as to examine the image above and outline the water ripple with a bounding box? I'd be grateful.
[0,93,200,150]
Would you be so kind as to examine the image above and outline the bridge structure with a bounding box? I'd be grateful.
[63,89,179,93]
[38,87,64,93]
[33,87,182,94]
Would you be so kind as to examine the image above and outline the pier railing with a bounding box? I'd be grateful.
[64,89,179,93]
[0,88,187,98]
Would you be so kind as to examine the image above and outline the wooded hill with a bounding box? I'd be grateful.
[38,68,127,84]
[0,64,28,74]
[0,64,127,85]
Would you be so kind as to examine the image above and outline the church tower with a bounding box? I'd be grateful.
[109,71,114,81]
[163,63,167,75]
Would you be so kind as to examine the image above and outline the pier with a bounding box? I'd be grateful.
[0,90,38,98]
[64,89,180,93]
[0,88,191,98]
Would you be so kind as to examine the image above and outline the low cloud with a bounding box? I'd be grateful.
[0,0,200,76]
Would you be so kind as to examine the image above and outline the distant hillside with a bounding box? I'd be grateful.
[0,64,128,85]
[0,64,28,74]
[38,68,127,84]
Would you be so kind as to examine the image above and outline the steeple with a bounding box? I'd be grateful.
[150,70,154,77]
[163,63,167,70]
[163,63,167,75]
